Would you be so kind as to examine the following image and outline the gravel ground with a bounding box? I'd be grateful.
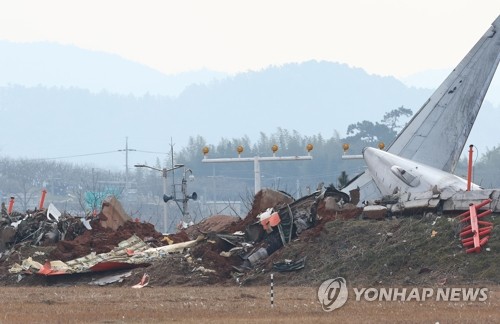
[0,285,498,323]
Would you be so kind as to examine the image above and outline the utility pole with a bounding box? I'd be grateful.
[162,167,168,232]
[162,165,197,229]
[169,139,176,197]
[180,168,195,225]
[134,163,184,233]
[118,137,137,191]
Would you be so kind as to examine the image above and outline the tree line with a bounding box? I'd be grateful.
[2,106,500,219]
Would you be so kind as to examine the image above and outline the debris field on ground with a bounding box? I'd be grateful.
[0,186,498,288]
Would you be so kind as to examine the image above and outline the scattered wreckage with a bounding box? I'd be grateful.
[3,186,356,283]
[9,234,205,276]
[0,202,87,254]
[214,186,353,273]
[1,182,496,286]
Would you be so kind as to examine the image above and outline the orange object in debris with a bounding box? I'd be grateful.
[39,189,47,210]
[38,260,68,276]
[468,204,480,253]
[269,212,281,227]
[458,199,494,254]
[261,212,281,230]
[7,197,14,214]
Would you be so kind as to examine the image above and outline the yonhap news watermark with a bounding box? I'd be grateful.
[352,286,489,302]
[318,277,489,312]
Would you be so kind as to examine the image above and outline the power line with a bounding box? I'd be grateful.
[37,151,118,160]
[135,150,168,154]
[32,148,167,161]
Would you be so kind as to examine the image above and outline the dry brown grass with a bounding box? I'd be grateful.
[0,285,497,323]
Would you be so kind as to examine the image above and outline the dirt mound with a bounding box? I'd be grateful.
[242,213,500,287]
[49,219,164,261]
[125,240,241,287]
[224,189,294,234]
[249,189,294,216]
[300,207,363,241]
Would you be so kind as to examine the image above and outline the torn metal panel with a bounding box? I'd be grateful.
[217,233,248,246]
[405,191,440,201]
[363,205,387,219]
[81,217,92,230]
[9,234,152,275]
[490,191,500,212]
[247,248,268,266]
[273,188,325,238]
[47,203,61,222]
[88,261,142,272]
[89,270,132,286]
[442,189,500,212]
[132,235,204,256]
[38,260,71,275]
[100,196,132,230]
[390,199,441,213]
[8,257,44,274]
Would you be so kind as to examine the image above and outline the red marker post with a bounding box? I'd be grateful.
[39,189,47,210]
[7,197,15,214]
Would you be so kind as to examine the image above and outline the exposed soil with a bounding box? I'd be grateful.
[48,220,164,261]
[0,190,498,290]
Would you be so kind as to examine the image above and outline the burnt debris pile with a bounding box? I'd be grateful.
[0,186,362,286]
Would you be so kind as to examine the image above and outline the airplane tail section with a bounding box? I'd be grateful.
[342,15,500,203]
[388,15,500,172]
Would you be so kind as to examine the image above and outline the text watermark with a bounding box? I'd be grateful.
[318,277,489,312]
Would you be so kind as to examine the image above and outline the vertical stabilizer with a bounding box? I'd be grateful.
[343,16,500,202]
[388,15,500,172]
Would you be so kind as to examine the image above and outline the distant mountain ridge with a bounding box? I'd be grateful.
[0,40,226,97]
[0,41,499,170]
[174,61,431,133]
[0,61,433,169]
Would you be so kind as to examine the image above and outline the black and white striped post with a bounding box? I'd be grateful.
[270,273,274,308]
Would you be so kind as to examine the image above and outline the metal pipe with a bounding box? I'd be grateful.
[341,155,364,160]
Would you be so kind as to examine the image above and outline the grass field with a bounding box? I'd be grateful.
[0,285,497,323]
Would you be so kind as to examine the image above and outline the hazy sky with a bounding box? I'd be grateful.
[1,0,499,78]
